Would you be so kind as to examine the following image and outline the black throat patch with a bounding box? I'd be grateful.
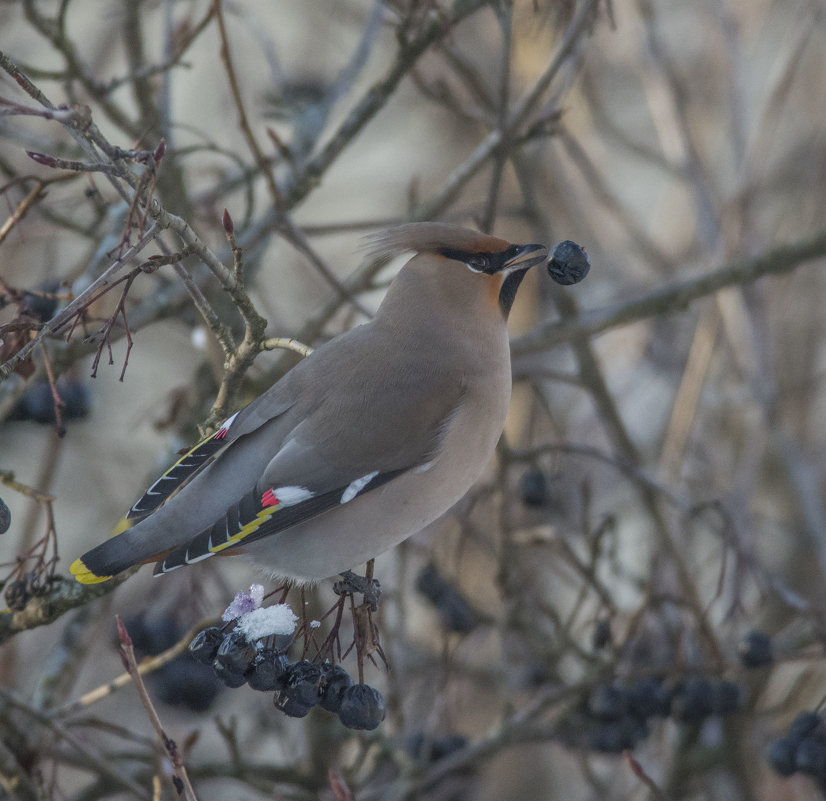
[438,246,528,317]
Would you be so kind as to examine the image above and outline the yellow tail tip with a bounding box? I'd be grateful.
[69,557,113,585]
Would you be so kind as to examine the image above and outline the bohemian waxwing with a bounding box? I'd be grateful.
[70,222,548,585]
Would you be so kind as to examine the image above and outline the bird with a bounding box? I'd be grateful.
[70,222,548,585]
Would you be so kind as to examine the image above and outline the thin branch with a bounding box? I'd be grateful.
[283,0,491,208]
[261,337,313,358]
[512,225,826,356]
[51,617,220,719]
[0,180,48,245]
[0,223,159,380]
[414,0,599,220]
[0,684,152,800]
[117,617,200,801]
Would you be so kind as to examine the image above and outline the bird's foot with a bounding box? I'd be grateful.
[334,569,382,612]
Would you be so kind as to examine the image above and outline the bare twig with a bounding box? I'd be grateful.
[52,617,219,719]
[512,226,826,356]
[0,684,153,800]
[117,616,200,801]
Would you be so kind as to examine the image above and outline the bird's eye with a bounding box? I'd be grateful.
[467,254,489,272]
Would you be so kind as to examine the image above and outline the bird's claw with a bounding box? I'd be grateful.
[335,569,382,611]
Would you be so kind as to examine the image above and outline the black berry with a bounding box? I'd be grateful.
[795,737,826,776]
[518,470,549,507]
[738,630,773,668]
[588,683,628,722]
[270,660,324,716]
[320,665,354,713]
[789,711,822,742]
[547,240,590,285]
[627,677,671,720]
[0,497,10,535]
[273,690,315,718]
[767,737,798,777]
[710,680,743,716]
[671,677,714,725]
[188,628,224,665]
[212,631,256,687]
[4,579,29,611]
[415,564,480,634]
[338,684,386,730]
[247,649,288,692]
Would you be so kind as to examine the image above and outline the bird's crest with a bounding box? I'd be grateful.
[364,222,511,262]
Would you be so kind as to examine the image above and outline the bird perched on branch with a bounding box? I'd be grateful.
[71,222,548,585]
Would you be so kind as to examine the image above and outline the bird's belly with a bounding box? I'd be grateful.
[242,392,508,582]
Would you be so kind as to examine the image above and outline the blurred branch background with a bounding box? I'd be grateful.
[1,0,825,799]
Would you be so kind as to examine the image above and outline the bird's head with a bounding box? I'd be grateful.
[367,222,548,319]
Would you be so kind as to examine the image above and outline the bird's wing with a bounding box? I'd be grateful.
[126,381,299,520]
[152,464,410,574]
[153,362,466,574]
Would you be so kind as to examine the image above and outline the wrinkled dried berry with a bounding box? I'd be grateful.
[547,240,590,285]
[320,665,354,713]
[338,684,386,730]
[270,660,324,713]
[247,649,288,692]
[188,627,224,665]
[273,689,315,718]
[212,631,256,687]
[4,579,29,611]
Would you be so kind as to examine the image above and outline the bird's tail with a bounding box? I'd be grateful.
[69,516,141,584]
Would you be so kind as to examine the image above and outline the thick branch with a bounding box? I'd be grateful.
[0,571,134,646]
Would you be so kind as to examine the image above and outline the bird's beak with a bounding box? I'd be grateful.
[503,243,548,272]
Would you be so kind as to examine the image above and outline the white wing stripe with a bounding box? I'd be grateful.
[271,486,314,506]
[341,471,379,504]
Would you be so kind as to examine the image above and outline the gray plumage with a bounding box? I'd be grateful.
[71,222,547,585]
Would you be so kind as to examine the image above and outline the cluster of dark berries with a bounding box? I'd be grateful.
[569,674,744,754]
[8,378,91,425]
[189,626,386,730]
[768,710,826,784]
[3,571,52,611]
